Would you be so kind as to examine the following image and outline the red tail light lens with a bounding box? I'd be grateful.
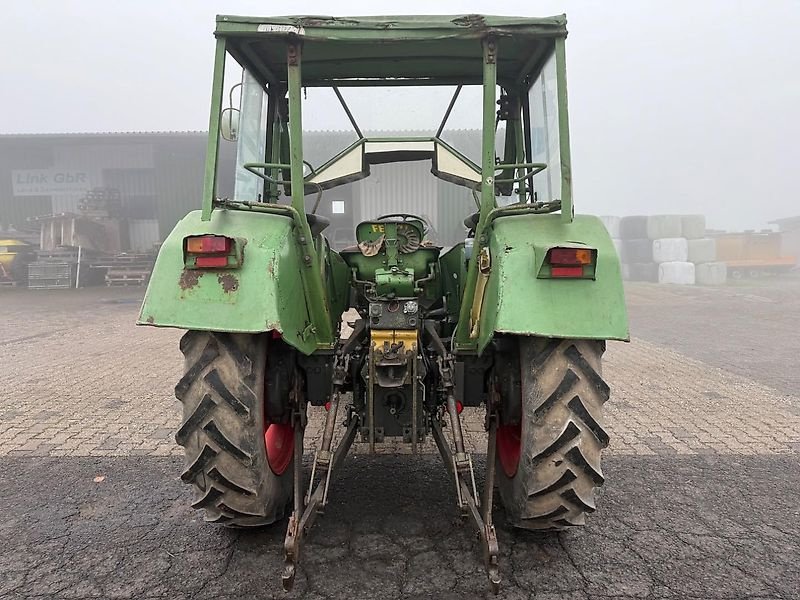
[186,235,231,254]
[195,255,229,268]
[551,266,585,278]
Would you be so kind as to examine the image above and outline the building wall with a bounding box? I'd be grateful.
[0,130,480,251]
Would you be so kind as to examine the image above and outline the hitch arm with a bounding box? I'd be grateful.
[431,415,501,593]
[281,414,359,591]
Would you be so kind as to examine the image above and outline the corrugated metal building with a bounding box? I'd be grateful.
[0,129,484,251]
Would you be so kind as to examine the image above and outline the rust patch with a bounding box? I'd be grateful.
[218,273,239,293]
[146,315,155,324]
[179,269,202,290]
[452,14,486,28]
[267,260,275,277]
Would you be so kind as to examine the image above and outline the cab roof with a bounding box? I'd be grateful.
[215,14,568,86]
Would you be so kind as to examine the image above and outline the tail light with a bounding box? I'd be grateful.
[186,235,231,254]
[543,247,596,279]
[184,235,240,269]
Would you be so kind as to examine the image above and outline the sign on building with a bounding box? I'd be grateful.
[12,169,91,196]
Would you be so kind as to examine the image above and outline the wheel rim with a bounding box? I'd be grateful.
[496,423,522,478]
[265,423,294,475]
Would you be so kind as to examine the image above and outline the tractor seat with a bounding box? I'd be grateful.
[464,211,480,230]
[306,213,330,237]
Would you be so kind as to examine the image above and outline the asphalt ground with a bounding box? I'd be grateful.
[1,277,799,599]
[1,455,797,600]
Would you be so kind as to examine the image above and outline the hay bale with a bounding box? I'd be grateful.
[646,215,683,239]
[621,239,652,264]
[628,262,658,282]
[600,216,621,238]
[687,238,716,263]
[681,214,707,239]
[695,262,727,285]
[611,238,623,260]
[619,216,648,239]
[652,238,688,263]
[658,261,695,285]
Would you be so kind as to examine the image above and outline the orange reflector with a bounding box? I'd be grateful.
[186,235,231,254]
[548,247,594,266]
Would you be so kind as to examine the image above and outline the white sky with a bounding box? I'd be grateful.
[1,0,798,230]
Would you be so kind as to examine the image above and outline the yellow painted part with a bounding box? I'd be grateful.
[0,239,29,268]
[370,329,418,351]
[0,254,17,268]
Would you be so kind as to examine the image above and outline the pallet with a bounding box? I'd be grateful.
[106,280,148,287]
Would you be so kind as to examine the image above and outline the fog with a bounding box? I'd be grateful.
[2,4,800,596]
[1,0,799,230]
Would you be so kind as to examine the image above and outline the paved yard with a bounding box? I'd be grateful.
[1,278,798,598]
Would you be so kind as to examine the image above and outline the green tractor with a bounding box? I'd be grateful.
[139,14,628,592]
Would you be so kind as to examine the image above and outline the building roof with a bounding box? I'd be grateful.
[0,131,206,139]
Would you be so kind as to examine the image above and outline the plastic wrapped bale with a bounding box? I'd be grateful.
[658,261,695,285]
[621,263,631,281]
[612,238,623,260]
[600,216,621,238]
[621,239,652,264]
[681,214,706,239]
[619,216,648,239]
[687,238,716,263]
[646,215,683,239]
[695,262,727,285]
[652,238,689,263]
[628,262,658,282]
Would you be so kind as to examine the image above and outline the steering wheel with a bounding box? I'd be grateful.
[375,213,430,235]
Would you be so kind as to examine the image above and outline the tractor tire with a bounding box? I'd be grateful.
[174,331,293,527]
[496,337,609,530]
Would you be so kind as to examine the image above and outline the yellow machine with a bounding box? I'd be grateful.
[0,238,32,284]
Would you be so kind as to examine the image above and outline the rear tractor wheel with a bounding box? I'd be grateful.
[174,331,296,526]
[494,337,609,530]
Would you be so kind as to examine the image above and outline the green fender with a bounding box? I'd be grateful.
[137,209,347,355]
[476,213,629,353]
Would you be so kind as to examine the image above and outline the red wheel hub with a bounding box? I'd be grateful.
[496,423,521,478]
[265,423,294,475]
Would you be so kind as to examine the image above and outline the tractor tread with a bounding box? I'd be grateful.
[175,394,216,446]
[175,331,293,527]
[497,337,610,531]
[203,420,252,464]
[203,369,251,419]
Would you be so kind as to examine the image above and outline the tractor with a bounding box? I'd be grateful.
[138,14,628,592]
